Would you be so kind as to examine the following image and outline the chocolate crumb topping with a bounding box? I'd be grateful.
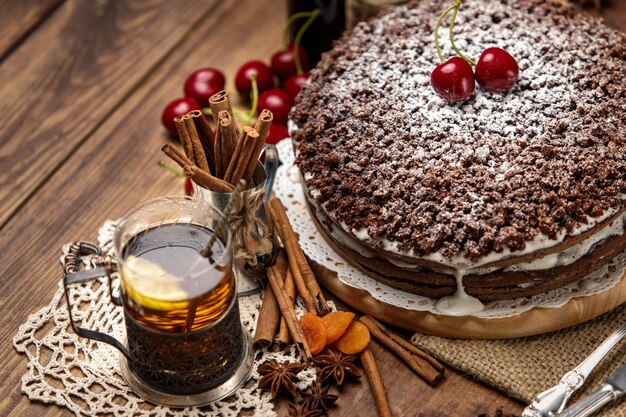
[291,0,626,260]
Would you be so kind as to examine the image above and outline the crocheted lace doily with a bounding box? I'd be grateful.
[13,220,323,417]
[274,139,626,320]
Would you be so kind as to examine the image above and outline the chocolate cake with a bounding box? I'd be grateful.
[290,0,626,309]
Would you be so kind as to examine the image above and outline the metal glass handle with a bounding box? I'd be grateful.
[63,242,131,360]
[262,144,279,203]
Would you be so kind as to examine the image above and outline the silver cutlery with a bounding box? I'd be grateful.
[522,324,626,417]
[557,361,626,417]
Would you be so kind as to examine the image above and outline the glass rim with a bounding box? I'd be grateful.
[113,195,232,280]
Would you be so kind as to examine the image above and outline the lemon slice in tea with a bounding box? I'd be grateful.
[121,255,190,311]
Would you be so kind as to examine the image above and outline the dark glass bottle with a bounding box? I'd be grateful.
[288,0,346,65]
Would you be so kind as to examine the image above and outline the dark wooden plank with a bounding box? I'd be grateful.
[0,0,219,229]
[1,2,624,417]
[0,0,287,415]
[0,0,64,61]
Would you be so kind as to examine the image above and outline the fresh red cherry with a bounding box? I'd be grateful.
[271,45,310,84]
[235,60,273,96]
[161,97,201,136]
[258,89,293,124]
[475,47,519,93]
[284,73,311,101]
[183,68,226,106]
[184,178,194,196]
[430,57,475,103]
[266,123,289,145]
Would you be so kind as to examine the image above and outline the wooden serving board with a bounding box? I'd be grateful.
[311,261,626,340]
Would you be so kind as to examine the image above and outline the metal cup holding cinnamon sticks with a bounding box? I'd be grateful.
[161,93,280,296]
[192,156,278,295]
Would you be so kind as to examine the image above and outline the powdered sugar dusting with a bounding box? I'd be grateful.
[291,0,626,260]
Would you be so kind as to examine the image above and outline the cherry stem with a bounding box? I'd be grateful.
[283,11,317,51]
[247,73,258,123]
[157,160,184,178]
[434,0,476,66]
[449,4,476,66]
[293,9,320,75]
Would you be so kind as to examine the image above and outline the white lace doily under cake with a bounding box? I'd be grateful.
[13,221,323,417]
[273,139,626,332]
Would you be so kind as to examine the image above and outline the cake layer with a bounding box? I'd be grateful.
[310,200,626,302]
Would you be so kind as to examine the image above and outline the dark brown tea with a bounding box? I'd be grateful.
[121,223,234,332]
[119,223,244,394]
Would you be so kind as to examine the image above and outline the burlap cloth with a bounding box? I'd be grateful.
[411,304,626,416]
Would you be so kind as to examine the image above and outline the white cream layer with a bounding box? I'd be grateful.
[351,207,621,270]
[382,210,626,275]
[316,195,626,275]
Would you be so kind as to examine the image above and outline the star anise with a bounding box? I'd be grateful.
[301,381,338,411]
[258,359,305,398]
[287,401,324,417]
[314,349,361,386]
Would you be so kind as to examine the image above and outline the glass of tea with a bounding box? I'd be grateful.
[63,195,253,407]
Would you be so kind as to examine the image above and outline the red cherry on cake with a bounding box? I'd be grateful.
[284,72,311,101]
[183,67,225,106]
[266,123,289,145]
[431,57,475,103]
[235,60,274,96]
[475,47,519,93]
[271,45,310,83]
[161,97,201,136]
[258,89,293,124]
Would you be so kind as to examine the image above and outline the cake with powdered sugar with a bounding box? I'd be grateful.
[290,0,626,309]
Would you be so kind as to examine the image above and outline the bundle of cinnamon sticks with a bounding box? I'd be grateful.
[161,90,273,192]
[254,197,331,361]
[254,196,446,417]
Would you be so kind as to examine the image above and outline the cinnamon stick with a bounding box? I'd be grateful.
[359,316,444,386]
[183,165,234,193]
[278,268,296,347]
[184,115,209,173]
[266,265,312,361]
[213,125,224,179]
[254,109,273,142]
[267,201,317,313]
[217,111,237,175]
[253,250,290,350]
[253,285,280,350]
[268,197,330,314]
[161,143,193,168]
[174,115,196,165]
[228,127,258,186]
[242,109,274,184]
[223,127,249,184]
[360,346,393,417]
[209,90,238,132]
[385,326,445,372]
[189,110,215,171]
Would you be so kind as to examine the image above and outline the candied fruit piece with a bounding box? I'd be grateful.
[322,311,355,344]
[300,312,327,355]
[334,321,370,355]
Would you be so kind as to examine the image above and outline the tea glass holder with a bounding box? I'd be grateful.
[62,196,254,407]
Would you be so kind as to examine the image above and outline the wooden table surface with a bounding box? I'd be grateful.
[0,1,623,416]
